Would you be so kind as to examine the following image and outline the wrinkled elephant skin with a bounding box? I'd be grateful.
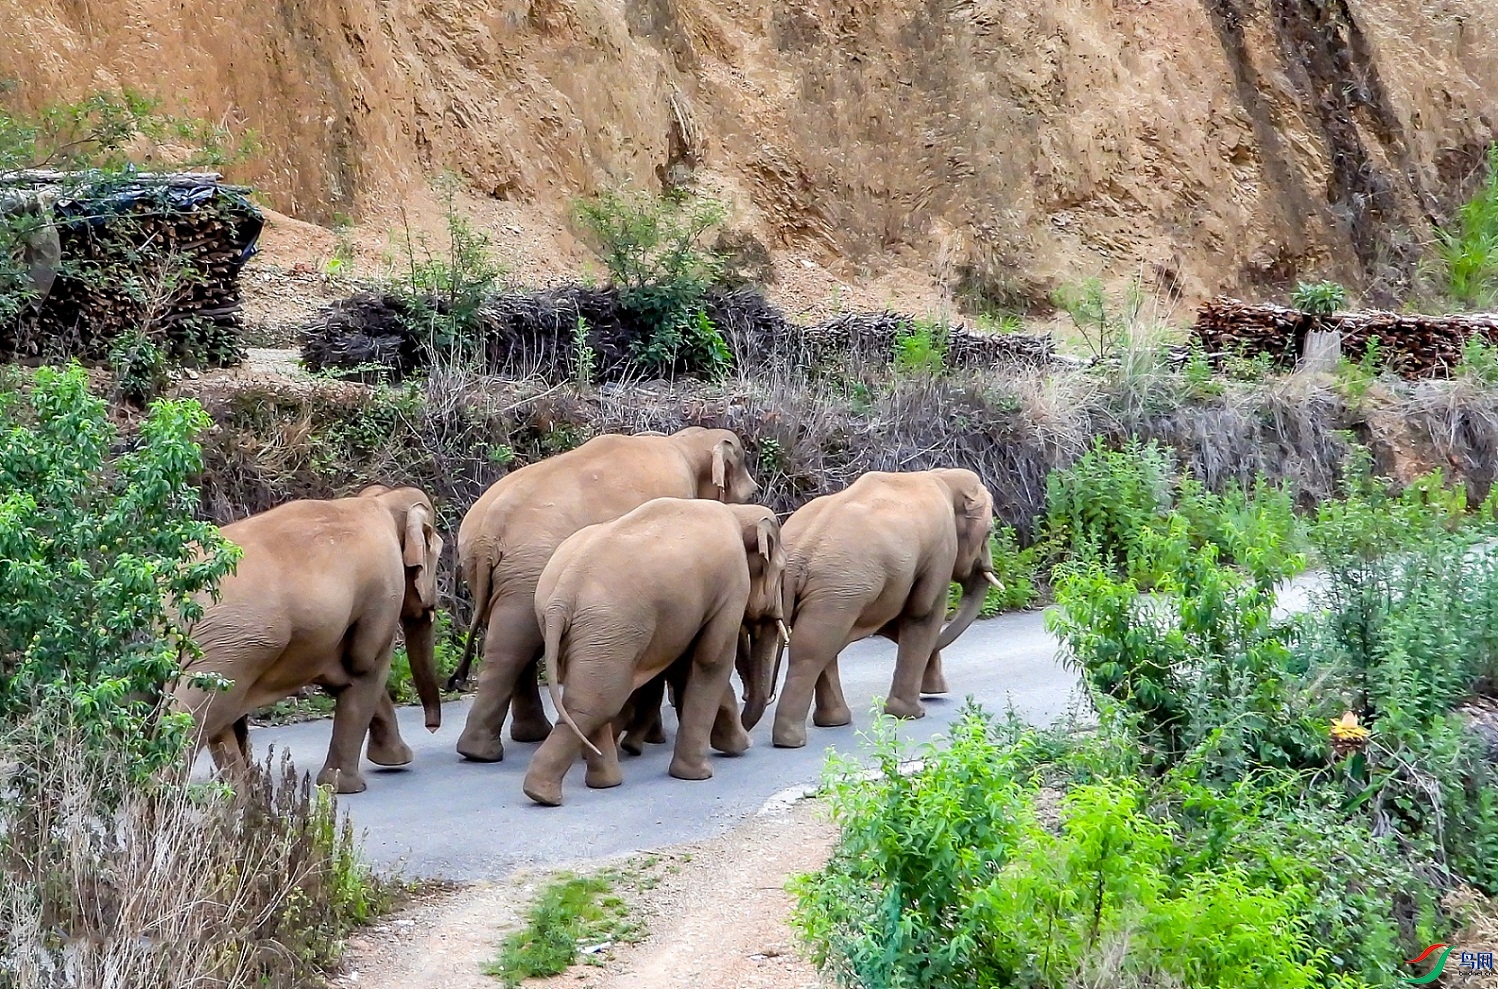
[174,485,445,794]
[449,427,760,764]
[521,499,786,807]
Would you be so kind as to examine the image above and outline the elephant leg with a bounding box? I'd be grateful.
[620,674,667,755]
[233,716,251,763]
[772,605,855,749]
[523,668,630,807]
[456,595,544,762]
[709,682,751,755]
[319,639,392,793]
[366,689,414,767]
[206,725,248,780]
[813,660,853,727]
[510,659,552,743]
[884,586,947,720]
[670,615,741,781]
[921,648,950,695]
[584,722,623,790]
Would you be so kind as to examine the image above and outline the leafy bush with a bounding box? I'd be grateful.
[0,362,239,774]
[791,708,1367,989]
[391,174,509,361]
[893,319,947,374]
[1435,143,1498,309]
[0,364,387,988]
[1291,280,1348,315]
[572,187,732,376]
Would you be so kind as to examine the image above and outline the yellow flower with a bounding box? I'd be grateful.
[1329,711,1371,743]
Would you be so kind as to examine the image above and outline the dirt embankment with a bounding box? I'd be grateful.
[2,0,1495,313]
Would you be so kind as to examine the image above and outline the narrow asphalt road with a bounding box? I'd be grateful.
[209,609,1077,881]
[211,574,1327,882]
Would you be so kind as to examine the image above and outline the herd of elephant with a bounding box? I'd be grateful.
[172,426,1003,806]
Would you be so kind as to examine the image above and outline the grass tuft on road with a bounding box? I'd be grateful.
[486,870,642,986]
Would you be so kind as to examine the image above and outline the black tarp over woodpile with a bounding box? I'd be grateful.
[0,170,263,367]
[298,285,1060,383]
[1193,297,1498,378]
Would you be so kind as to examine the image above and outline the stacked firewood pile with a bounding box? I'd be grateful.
[0,170,263,367]
[790,310,1057,369]
[299,285,1062,383]
[1192,297,1498,378]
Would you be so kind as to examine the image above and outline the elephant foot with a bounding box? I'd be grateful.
[366,737,414,767]
[585,763,624,789]
[456,728,505,763]
[644,722,667,745]
[317,766,368,794]
[812,704,853,728]
[710,722,751,756]
[771,723,808,749]
[668,756,714,781]
[619,733,645,756]
[522,773,565,807]
[920,670,950,695]
[883,695,926,720]
[509,718,553,744]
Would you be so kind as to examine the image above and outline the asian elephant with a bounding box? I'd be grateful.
[521,499,789,806]
[173,485,444,793]
[766,468,1002,749]
[450,426,761,763]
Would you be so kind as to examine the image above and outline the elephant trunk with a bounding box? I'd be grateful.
[402,612,444,731]
[739,621,786,731]
[937,566,999,653]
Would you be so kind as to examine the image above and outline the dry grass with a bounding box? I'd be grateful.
[0,715,388,989]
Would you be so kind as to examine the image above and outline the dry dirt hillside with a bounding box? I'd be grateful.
[2,0,1495,313]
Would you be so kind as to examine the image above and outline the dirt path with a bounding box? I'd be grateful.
[334,795,835,989]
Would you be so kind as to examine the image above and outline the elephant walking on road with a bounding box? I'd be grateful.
[767,469,1002,749]
[450,427,760,764]
[173,485,445,793]
[522,499,788,807]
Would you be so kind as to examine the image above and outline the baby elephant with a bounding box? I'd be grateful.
[522,498,788,807]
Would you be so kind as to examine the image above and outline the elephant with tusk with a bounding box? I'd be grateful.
[172,484,445,794]
[765,468,1003,749]
[521,498,787,807]
[449,426,760,764]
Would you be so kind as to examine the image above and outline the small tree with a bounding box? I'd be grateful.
[572,188,732,377]
[0,363,239,775]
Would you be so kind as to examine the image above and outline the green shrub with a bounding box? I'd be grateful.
[1290,280,1348,315]
[392,174,509,360]
[892,319,947,375]
[1456,334,1498,385]
[790,708,1367,989]
[1435,143,1498,308]
[572,187,731,375]
[1040,436,1175,585]
[0,362,239,775]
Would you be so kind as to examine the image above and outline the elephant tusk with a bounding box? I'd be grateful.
[984,571,1005,591]
[777,619,792,645]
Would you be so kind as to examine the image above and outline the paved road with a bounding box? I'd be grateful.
[214,573,1327,881]
[210,609,1078,881]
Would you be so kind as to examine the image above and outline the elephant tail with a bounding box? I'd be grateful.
[448,552,495,691]
[541,607,602,757]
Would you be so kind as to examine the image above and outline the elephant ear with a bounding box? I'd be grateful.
[711,440,729,496]
[404,504,441,609]
[954,487,994,576]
